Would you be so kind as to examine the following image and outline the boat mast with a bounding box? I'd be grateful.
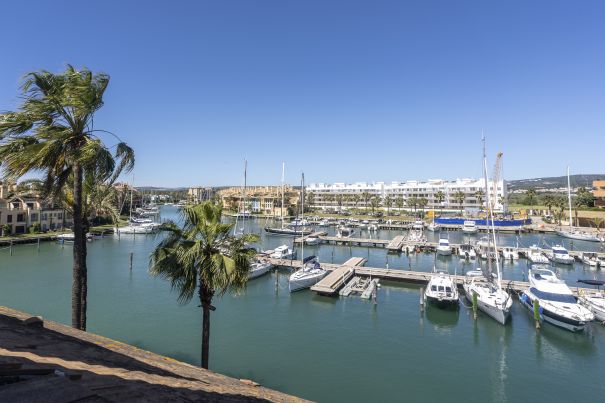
[281,162,285,229]
[483,136,502,289]
[567,166,573,230]
[243,159,248,234]
[300,172,305,262]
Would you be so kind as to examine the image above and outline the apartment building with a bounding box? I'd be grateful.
[593,180,605,208]
[0,197,72,234]
[306,178,507,213]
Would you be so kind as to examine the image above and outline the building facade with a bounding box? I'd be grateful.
[218,185,299,215]
[0,197,73,235]
[187,187,215,203]
[593,180,605,208]
[306,178,507,213]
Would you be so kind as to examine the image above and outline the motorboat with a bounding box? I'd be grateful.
[520,267,594,332]
[248,260,273,279]
[117,225,154,234]
[501,246,519,261]
[368,224,378,232]
[581,252,600,268]
[317,219,330,227]
[475,237,496,260]
[458,243,477,260]
[270,245,296,260]
[264,226,313,236]
[408,229,426,243]
[337,226,355,238]
[289,256,327,292]
[577,279,605,322]
[56,233,75,243]
[411,220,424,230]
[527,245,549,264]
[427,222,440,232]
[545,245,575,265]
[424,271,459,308]
[462,220,478,234]
[305,237,321,246]
[463,270,512,325]
[436,238,452,256]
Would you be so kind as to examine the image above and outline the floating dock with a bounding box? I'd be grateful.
[310,257,367,295]
[386,235,406,251]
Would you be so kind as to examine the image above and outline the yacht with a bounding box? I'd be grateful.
[265,226,313,236]
[56,233,75,243]
[248,260,273,279]
[427,222,441,232]
[305,236,321,246]
[520,267,594,332]
[458,243,477,260]
[502,246,519,261]
[337,226,355,238]
[463,270,512,325]
[289,256,327,292]
[317,219,330,227]
[462,220,478,234]
[577,279,605,322]
[411,220,424,230]
[117,225,154,234]
[581,252,600,268]
[408,229,426,243]
[527,245,549,264]
[545,245,575,265]
[270,245,296,260]
[424,271,459,308]
[436,238,452,256]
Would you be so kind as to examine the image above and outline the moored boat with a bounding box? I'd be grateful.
[289,255,327,292]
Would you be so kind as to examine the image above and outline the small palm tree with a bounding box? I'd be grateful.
[395,196,404,212]
[434,191,445,216]
[555,196,566,225]
[542,194,555,215]
[150,203,257,369]
[361,192,372,212]
[352,194,361,212]
[370,196,380,214]
[418,197,428,218]
[453,191,466,215]
[525,187,537,206]
[384,195,393,216]
[475,190,485,212]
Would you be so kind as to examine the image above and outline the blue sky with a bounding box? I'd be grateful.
[1,1,604,187]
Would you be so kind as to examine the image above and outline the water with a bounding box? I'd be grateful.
[1,205,605,402]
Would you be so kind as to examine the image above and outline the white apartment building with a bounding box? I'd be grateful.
[306,178,507,213]
[187,187,215,203]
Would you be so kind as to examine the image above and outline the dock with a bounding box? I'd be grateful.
[310,257,367,295]
[386,235,406,251]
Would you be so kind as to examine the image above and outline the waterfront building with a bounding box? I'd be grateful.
[0,197,72,234]
[187,186,215,203]
[593,180,605,208]
[307,178,507,213]
[218,185,299,215]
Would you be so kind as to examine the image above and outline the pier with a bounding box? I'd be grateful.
[386,235,406,251]
[310,257,367,295]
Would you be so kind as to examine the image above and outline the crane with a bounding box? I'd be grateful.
[491,152,504,214]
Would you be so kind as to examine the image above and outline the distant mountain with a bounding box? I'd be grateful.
[508,174,605,191]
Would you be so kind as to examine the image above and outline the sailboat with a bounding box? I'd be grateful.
[463,137,512,325]
[289,173,327,292]
[427,211,440,232]
[234,160,248,237]
[264,163,312,236]
[555,167,602,242]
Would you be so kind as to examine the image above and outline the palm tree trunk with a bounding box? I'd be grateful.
[200,284,214,369]
[80,217,90,329]
[72,162,86,330]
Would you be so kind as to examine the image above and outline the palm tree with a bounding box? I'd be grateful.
[384,195,393,216]
[150,203,257,369]
[555,196,566,225]
[452,191,466,215]
[525,187,537,206]
[542,194,555,216]
[0,66,134,330]
[434,191,445,216]
[474,190,485,212]
[361,192,372,213]
[305,191,315,212]
[335,194,344,211]
[406,196,418,213]
[418,197,428,218]
[395,196,404,212]
[352,194,361,212]
[369,196,380,214]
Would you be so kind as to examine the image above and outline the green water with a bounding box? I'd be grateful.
[1,206,605,402]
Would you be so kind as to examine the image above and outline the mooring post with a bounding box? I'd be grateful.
[472,291,478,320]
[129,252,133,270]
[420,287,425,312]
[37,237,40,252]
[10,239,13,256]
[275,268,279,295]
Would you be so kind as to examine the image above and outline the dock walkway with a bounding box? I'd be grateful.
[386,235,406,251]
[310,257,367,295]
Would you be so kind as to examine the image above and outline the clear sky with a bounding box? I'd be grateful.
[1,0,604,187]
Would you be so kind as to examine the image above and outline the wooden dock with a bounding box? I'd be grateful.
[293,231,328,243]
[386,235,406,251]
[267,257,594,295]
[310,257,367,295]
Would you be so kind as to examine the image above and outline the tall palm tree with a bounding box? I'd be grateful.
[418,197,428,218]
[150,203,257,369]
[555,196,566,225]
[525,187,537,206]
[0,66,134,330]
[369,196,380,214]
[361,192,372,212]
[453,191,466,215]
[384,195,393,216]
[542,194,555,216]
[407,196,418,213]
[474,190,485,212]
[352,194,361,212]
[434,191,445,216]
[395,195,404,212]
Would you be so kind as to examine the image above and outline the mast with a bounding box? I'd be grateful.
[483,136,502,289]
[567,166,573,230]
[243,160,248,234]
[281,162,285,229]
[300,172,305,262]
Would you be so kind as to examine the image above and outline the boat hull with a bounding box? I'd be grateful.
[520,293,587,332]
[264,227,313,236]
[425,295,459,309]
[556,230,601,242]
[289,271,326,292]
[463,286,511,325]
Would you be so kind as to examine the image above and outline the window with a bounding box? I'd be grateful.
[7,215,12,223]
[41,214,47,220]
[530,288,576,304]
[31,213,38,221]
[17,214,24,222]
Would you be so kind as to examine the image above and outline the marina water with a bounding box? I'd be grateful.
[1,205,605,402]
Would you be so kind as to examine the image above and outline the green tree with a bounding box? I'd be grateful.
[525,187,537,206]
[475,190,485,212]
[384,195,393,216]
[361,192,372,212]
[150,203,257,369]
[370,196,380,214]
[352,194,361,212]
[418,197,428,218]
[434,191,445,216]
[0,66,134,330]
[407,196,418,213]
[395,195,404,212]
[542,194,555,215]
[576,187,594,208]
[554,196,566,225]
[453,191,466,214]
[335,194,344,211]
[1,224,11,237]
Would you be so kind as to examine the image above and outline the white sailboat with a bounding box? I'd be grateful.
[577,279,605,322]
[427,211,440,232]
[289,173,327,292]
[248,260,273,280]
[463,137,512,325]
[234,160,248,237]
[555,167,602,242]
